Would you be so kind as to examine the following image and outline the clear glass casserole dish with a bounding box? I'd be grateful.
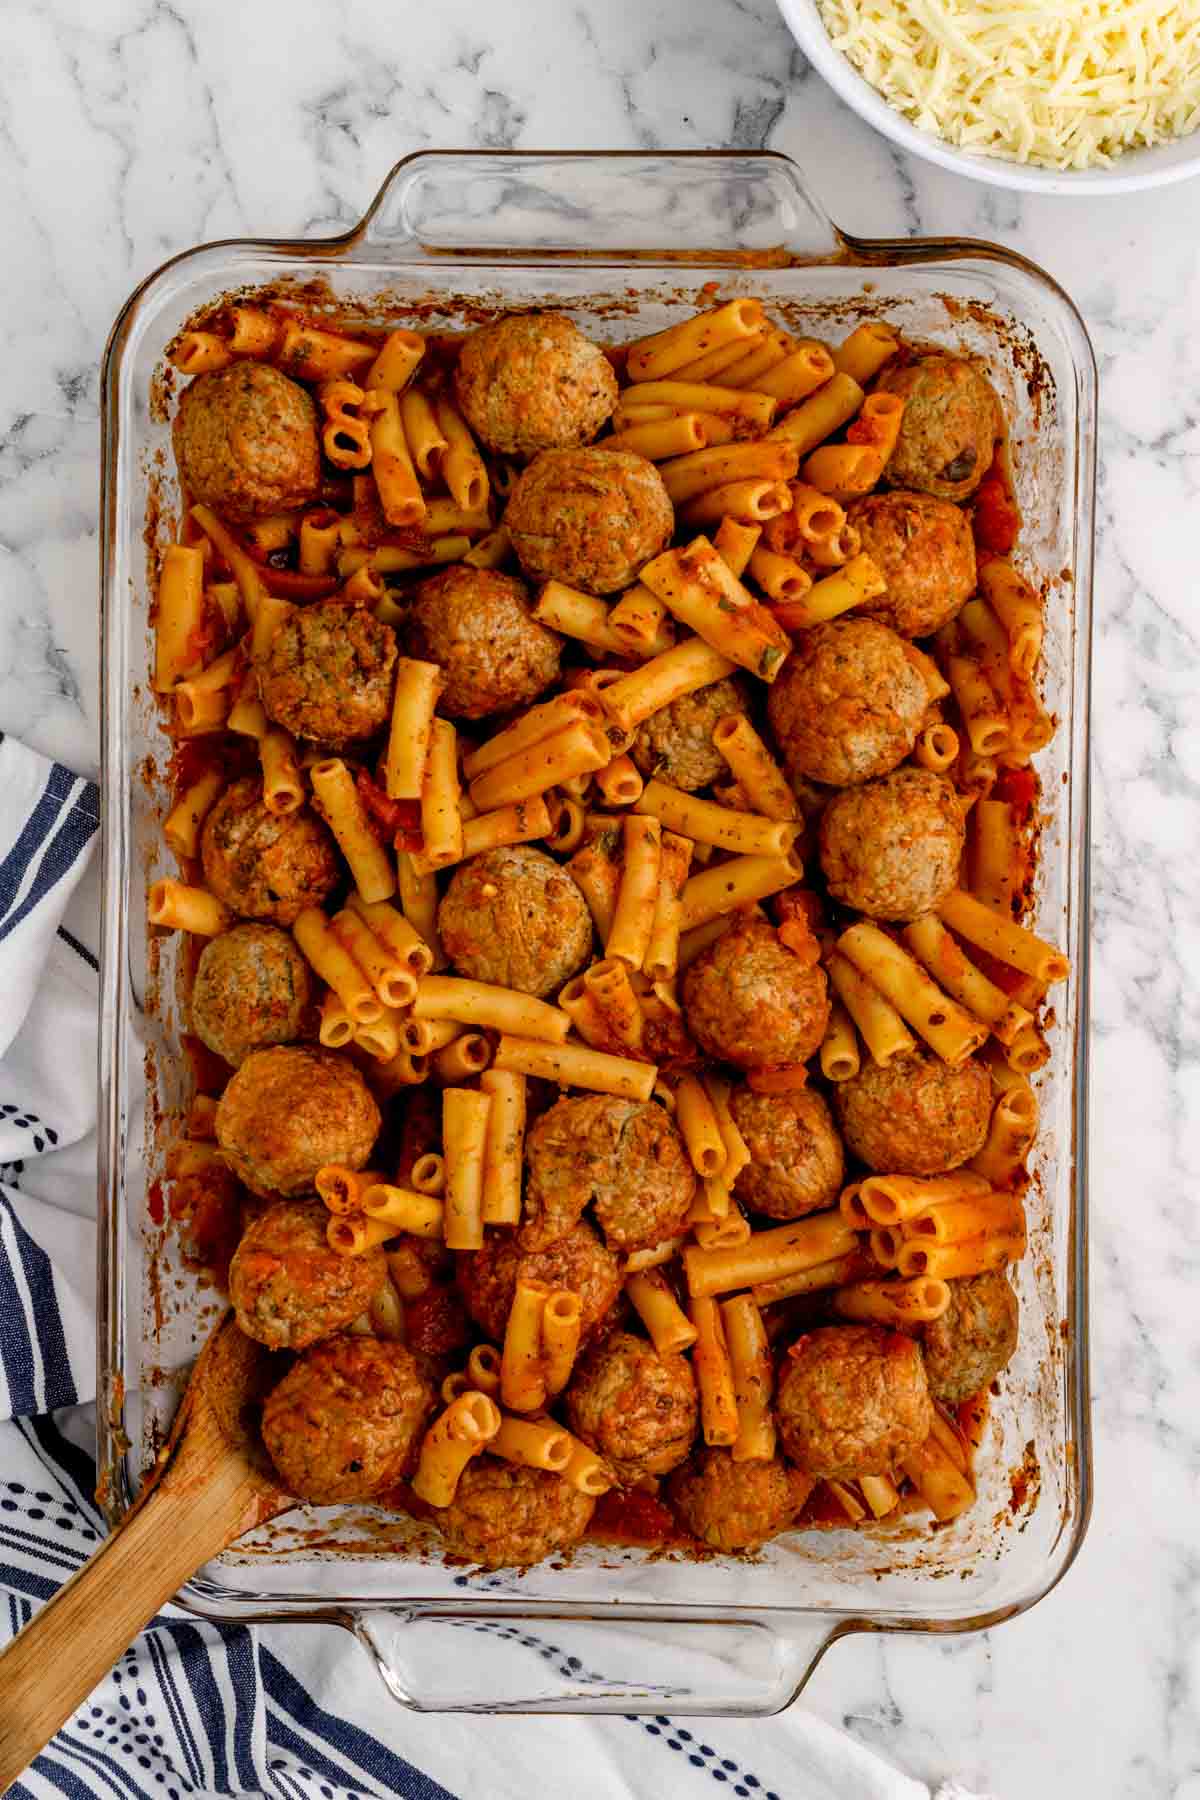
[97,150,1094,1715]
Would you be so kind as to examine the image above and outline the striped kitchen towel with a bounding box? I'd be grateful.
[0,735,991,1800]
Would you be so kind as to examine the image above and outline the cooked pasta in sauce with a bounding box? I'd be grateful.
[153,296,1067,1569]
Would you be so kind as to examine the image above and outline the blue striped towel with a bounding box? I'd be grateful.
[0,735,989,1800]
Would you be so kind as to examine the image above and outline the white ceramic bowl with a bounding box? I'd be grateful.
[776,0,1200,195]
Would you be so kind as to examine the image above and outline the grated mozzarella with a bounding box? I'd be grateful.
[814,0,1200,169]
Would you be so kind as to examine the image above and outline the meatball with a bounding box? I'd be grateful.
[229,1199,385,1349]
[921,1270,1019,1404]
[777,1324,932,1480]
[172,363,321,521]
[834,1049,992,1176]
[506,448,674,596]
[260,1335,434,1502]
[216,1046,380,1199]
[848,491,977,638]
[437,846,592,998]
[682,915,829,1071]
[523,1096,695,1254]
[405,567,561,720]
[457,1219,621,1345]
[630,675,750,793]
[436,1458,594,1569]
[257,601,397,747]
[668,1448,813,1552]
[730,1086,844,1220]
[191,924,312,1068]
[819,767,965,922]
[876,355,1000,502]
[201,777,340,926]
[454,313,618,459]
[766,618,928,788]
[566,1331,697,1485]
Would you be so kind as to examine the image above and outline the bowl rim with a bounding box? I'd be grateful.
[775,0,1200,196]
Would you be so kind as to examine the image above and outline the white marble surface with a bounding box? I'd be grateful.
[2,0,1197,1793]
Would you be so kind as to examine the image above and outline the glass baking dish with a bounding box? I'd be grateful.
[97,150,1094,1714]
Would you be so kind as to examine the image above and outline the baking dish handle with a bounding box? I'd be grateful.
[353,150,842,263]
[352,1606,848,1714]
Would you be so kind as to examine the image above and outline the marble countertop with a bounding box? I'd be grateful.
[3,1,1195,1793]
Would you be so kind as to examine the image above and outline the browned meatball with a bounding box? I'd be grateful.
[777,1324,932,1479]
[436,1458,595,1569]
[848,491,977,638]
[682,915,829,1071]
[229,1199,385,1349]
[260,1335,434,1501]
[566,1331,698,1485]
[834,1049,992,1176]
[506,448,674,595]
[216,1046,380,1198]
[731,1086,844,1220]
[405,567,561,720]
[457,1220,621,1344]
[668,1448,813,1551]
[766,618,928,788]
[257,601,396,746]
[437,847,592,998]
[876,355,1000,502]
[630,675,750,792]
[523,1096,695,1254]
[201,777,340,926]
[192,923,313,1068]
[454,313,618,458]
[921,1271,1019,1404]
[172,363,321,520]
[819,767,965,921]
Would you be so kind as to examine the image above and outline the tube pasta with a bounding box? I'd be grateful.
[722,1294,776,1462]
[693,1206,751,1251]
[947,652,1010,757]
[606,814,662,969]
[419,718,464,871]
[153,545,207,690]
[748,545,813,604]
[396,852,443,966]
[567,837,621,943]
[833,323,900,384]
[971,799,1017,913]
[584,958,645,1052]
[414,975,571,1044]
[979,559,1044,680]
[608,585,670,654]
[467,719,611,813]
[608,414,711,459]
[833,1277,952,1327]
[636,779,797,857]
[326,1212,396,1255]
[937,889,1070,985]
[711,516,762,579]
[598,637,737,736]
[968,1079,1038,1188]
[329,909,415,1012]
[384,658,442,802]
[699,1074,750,1184]
[319,989,355,1049]
[658,441,796,507]
[781,553,888,631]
[463,691,605,781]
[826,951,916,1066]
[500,1278,550,1413]
[163,768,223,859]
[433,1033,492,1082]
[859,1171,991,1225]
[625,1268,698,1356]
[674,1073,728,1179]
[362,327,425,394]
[557,977,610,1050]
[433,395,489,512]
[317,379,373,470]
[749,342,836,406]
[820,999,861,1083]
[684,1211,858,1299]
[626,299,766,382]
[801,443,885,501]
[913,721,960,774]
[837,922,989,1066]
[411,1391,501,1508]
[368,390,425,528]
[396,386,448,480]
[625,380,776,432]
[277,319,375,382]
[908,1192,1025,1245]
[347,893,434,979]
[492,1034,657,1103]
[678,849,803,933]
[766,372,864,453]
[360,1182,444,1239]
[896,1233,1025,1281]
[678,479,794,528]
[293,907,383,1023]
[643,830,693,983]
[490,1413,572,1474]
[900,1433,975,1522]
[594,754,644,807]
[752,1252,866,1307]
[640,537,792,681]
[148,880,231,937]
[709,714,797,823]
[308,758,396,903]
[441,1087,491,1252]
[901,914,1030,1047]
[541,1291,584,1397]
[171,331,233,375]
[690,1296,739,1447]
[478,1068,526,1228]
[624,1235,688,1274]
[189,504,267,621]
[561,1433,616,1496]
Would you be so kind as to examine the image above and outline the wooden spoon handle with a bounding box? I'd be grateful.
[0,1440,262,1793]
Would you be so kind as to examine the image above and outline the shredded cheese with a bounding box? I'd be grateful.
[815,0,1200,169]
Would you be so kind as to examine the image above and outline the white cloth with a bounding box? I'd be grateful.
[0,734,995,1800]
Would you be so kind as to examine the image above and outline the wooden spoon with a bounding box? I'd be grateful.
[0,1312,293,1793]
